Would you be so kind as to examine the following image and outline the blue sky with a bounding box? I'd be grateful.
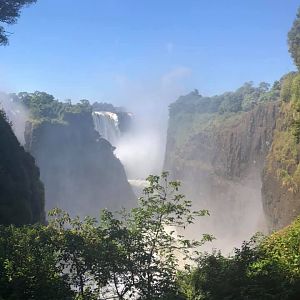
[0,0,299,107]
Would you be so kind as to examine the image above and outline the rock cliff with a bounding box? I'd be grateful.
[0,110,45,225]
[164,87,281,245]
[262,100,300,231]
[25,110,135,218]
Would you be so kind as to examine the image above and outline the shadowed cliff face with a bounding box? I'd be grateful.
[164,102,279,249]
[0,111,45,225]
[25,111,136,218]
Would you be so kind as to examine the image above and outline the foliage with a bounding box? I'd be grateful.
[169,82,276,120]
[15,91,67,121]
[10,92,124,123]
[291,73,300,107]
[259,216,300,278]
[0,224,73,300]
[255,81,281,103]
[167,81,279,151]
[0,173,211,300]
[288,8,300,70]
[178,224,300,300]
[280,72,297,102]
[0,0,36,45]
[265,72,300,192]
[121,172,212,300]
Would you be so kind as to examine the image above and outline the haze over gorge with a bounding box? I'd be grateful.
[0,79,297,251]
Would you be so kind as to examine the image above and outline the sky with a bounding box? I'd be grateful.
[0,0,299,107]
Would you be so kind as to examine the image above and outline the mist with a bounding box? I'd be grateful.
[180,168,267,254]
[115,121,165,179]
[0,92,28,144]
[112,67,193,180]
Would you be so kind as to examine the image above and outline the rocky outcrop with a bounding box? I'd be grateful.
[166,102,278,179]
[25,111,135,218]
[164,101,279,245]
[0,110,45,225]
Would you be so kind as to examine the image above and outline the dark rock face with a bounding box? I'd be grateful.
[164,102,279,243]
[25,111,135,218]
[165,102,279,179]
[262,169,300,231]
[212,102,278,178]
[0,111,45,225]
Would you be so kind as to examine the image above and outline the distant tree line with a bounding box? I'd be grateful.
[169,80,281,118]
[8,91,123,123]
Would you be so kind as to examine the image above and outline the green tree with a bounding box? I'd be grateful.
[0,173,212,299]
[0,0,37,45]
[288,8,300,70]
[47,172,212,300]
[0,225,73,300]
[280,73,297,102]
[291,73,300,104]
[119,172,212,300]
[178,218,300,300]
[48,208,127,300]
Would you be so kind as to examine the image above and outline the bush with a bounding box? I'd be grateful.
[179,219,300,300]
[280,73,297,102]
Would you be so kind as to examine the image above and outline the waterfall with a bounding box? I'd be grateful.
[92,111,121,145]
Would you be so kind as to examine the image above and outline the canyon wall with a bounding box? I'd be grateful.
[25,110,136,218]
[0,110,45,225]
[165,98,279,245]
[165,75,300,240]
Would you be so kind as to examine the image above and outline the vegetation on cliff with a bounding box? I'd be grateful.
[264,73,300,193]
[9,91,131,131]
[262,7,300,229]
[262,72,300,230]
[167,81,280,152]
[0,110,44,225]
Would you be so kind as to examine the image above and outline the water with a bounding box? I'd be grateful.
[128,179,148,197]
[92,111,121,145]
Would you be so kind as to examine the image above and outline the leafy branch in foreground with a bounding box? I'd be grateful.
[49,172,212,300]
[114,171,213,300]
[0,0,37,45]
[0,172,212,300]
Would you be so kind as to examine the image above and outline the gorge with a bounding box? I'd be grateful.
[1,79,299,245]
[1,1,300,298]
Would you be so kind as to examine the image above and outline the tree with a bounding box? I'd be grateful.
[288,8,300,70]
[280,73,297,102]
[0,0,37,45]
[47,172,213,300]
[0,225,73,300]
[178,217,300,300]
[0,173,212,299]
[118,172,213,300]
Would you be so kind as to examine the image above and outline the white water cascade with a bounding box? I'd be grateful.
[92,111,121,145]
